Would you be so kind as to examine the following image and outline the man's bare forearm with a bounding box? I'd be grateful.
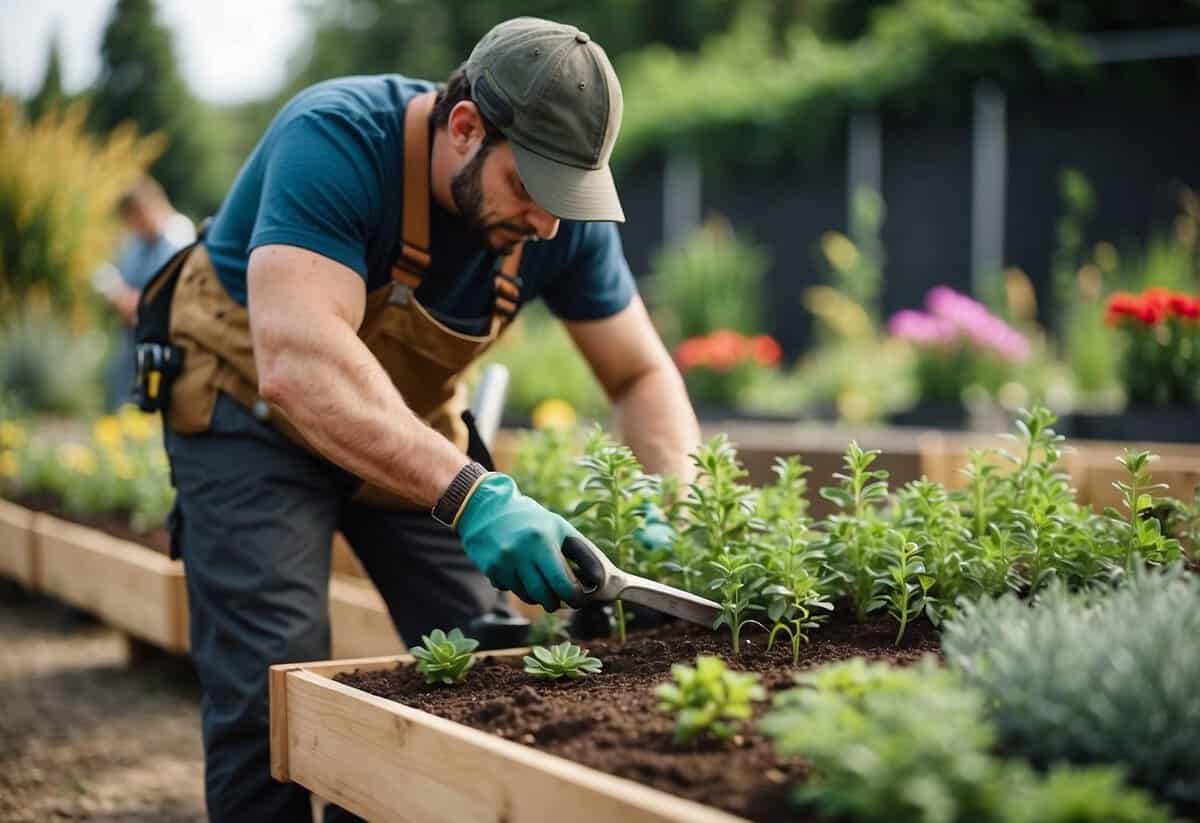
[612,363,701,486]
[256,315,468,508]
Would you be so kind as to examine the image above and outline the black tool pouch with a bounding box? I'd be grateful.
[131,240,196,413]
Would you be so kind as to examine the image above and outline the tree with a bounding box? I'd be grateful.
[88,0,224,217]
[27,31,66,120]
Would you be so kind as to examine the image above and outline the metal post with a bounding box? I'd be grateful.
[971,80,1007,294]
[846,108,882,241]
[662,147,702,246]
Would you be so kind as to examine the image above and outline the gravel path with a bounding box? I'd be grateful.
[0,583,206,822]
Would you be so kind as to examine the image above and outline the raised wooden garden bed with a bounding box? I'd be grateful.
[0,498,38,587]
[272,620,940,823]
[270,649,748,823]
[34,512,190,652]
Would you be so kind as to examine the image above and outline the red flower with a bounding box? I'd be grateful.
[750,335,782,367]
[1168,293,1200,320]
[675,337,710,371]
[1106,292,1143,326]
[705,330,748,371]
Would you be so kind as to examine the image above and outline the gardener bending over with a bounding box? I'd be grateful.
[156,17,700,823]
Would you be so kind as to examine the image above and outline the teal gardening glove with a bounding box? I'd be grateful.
[455,473,583,613]
[633,502,675,551]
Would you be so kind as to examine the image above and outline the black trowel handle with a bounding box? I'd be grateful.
[561,536,607,598]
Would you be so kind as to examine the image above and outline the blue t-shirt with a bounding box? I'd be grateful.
[204,75,635,335]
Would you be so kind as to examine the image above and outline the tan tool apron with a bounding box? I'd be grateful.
[165,244,514,509]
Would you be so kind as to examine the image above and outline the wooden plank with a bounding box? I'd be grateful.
[330,532,365,578]
[280,668,747,823]
[1084,458,1200,513]
[0,499,37,587]
[328,575,406,659]
[34,514,188,652]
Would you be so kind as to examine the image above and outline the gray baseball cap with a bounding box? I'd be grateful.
[466,17,625,223]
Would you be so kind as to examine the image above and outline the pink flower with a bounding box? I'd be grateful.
[888,309,958,346]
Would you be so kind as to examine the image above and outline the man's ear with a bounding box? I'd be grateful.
[447,101,484,155]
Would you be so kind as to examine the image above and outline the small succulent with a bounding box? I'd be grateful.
[411,628,478,685]
[523,642,603,680]
[655,655,765,744]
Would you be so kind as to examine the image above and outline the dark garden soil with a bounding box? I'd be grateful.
[338,616,941,823]
[12,493,171,555]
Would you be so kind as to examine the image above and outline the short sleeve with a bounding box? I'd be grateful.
[541,222,637,322]
[248,112,380,279]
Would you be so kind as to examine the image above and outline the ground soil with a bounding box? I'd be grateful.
[338,615,941,823]
[0,583,205,822]
[14,493,171,555]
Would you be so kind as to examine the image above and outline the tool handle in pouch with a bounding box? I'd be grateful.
[561,536,607,602]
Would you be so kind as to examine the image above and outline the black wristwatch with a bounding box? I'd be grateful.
[431,461,490,529]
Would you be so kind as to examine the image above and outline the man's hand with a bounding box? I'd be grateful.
[633,502,675,551]
[455,473,583,612]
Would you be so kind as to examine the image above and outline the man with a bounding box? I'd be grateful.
[162,17,700,822]
[95,177,194,409]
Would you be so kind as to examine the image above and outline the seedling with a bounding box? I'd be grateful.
[655,655,765,745]
[1107,449,1182,570]
[410,628,478,685]
[574,427,659,643]
[523,642,603,680]
[525,611,571,646]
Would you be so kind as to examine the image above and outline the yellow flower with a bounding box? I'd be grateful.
[117,405,158,442]
[93,416,123,450]
[532,399,577,432]
[109,452,137,481]
[57,443,97,476]
[0,421,25,449]
[0,450,16,478]
[821,231,860,272]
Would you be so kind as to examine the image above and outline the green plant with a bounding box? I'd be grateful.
[761,657,1000,823]
[1104,449,1183,571]
[762,522,833,664]
[0,310,109,416]
[655,655,764,745]
[0,99,162,319]
[523,642,602,680]
[648,218,770,346]
[508,426,584,520]
[525,611,570,646]
[1000,764,1172,823]
[573,428,659,643]
[410,628,478,685]
[760,657,1171,823]
[817,440,892,622]
[943,566,1200,808]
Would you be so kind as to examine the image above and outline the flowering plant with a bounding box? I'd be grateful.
[888,286,1030,406]
[0,406,173,531]
[674,329,782,408]
[1106,287,1200,406]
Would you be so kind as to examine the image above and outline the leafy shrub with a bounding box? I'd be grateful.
[1000,764,1171,823]
[762,658,999,823]
[760,657,1171,823]
[523,642,602,680]
[648,218,769,347]
[411,628,478,685]
[655,655,764,745]
[0,310,108,416]
[525,611,570,646]
[943,567,1200,808]
[0,100,162,318]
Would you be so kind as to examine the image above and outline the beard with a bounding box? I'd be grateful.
[450,143,534,257]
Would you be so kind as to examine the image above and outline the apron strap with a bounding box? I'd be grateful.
[394,91,436,285]
[393,89,526,321]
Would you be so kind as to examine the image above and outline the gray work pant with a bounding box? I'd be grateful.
[165,393,504,823]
